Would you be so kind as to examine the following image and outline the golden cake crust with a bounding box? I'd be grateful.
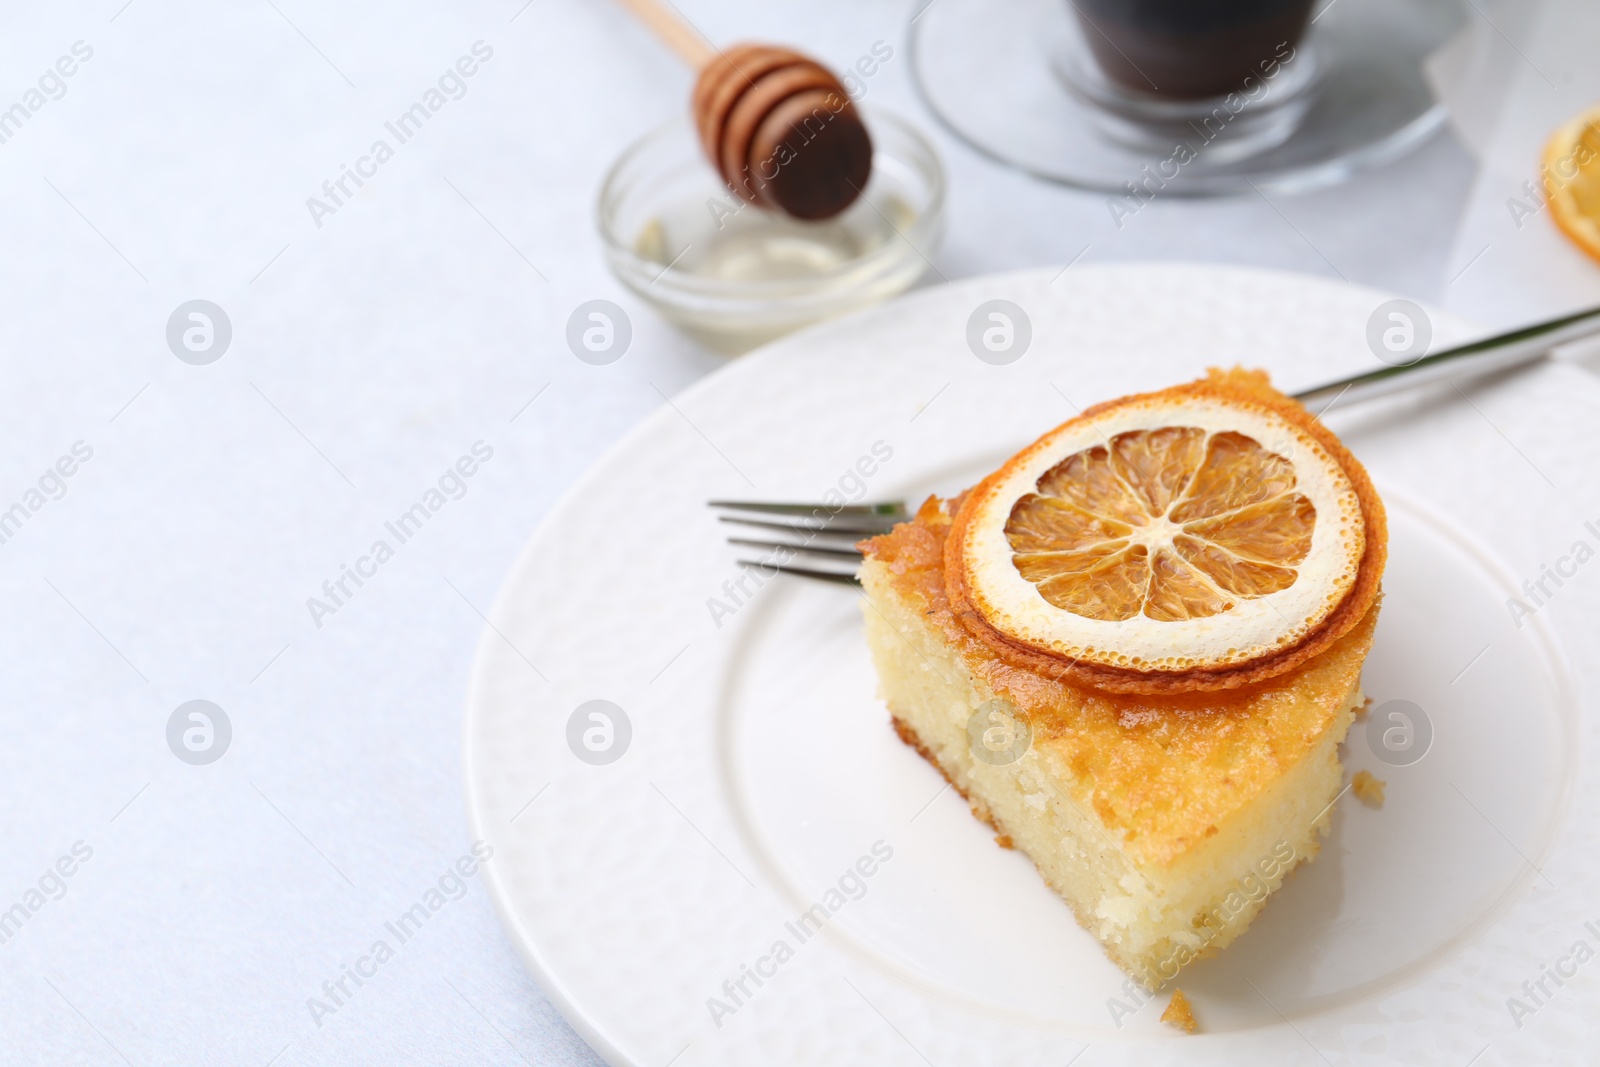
[943,367,1388,695]
[861,495,1380,867]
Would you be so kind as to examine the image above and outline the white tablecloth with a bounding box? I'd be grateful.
[1,1,1595,1064]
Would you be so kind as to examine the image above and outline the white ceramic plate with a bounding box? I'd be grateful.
[465,265,1598,1065]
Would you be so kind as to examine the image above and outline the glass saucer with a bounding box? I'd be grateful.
[908,0,1466,196]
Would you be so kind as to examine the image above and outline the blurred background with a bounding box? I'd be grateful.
[1,0,1596,1063]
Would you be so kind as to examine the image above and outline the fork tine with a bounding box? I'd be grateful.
[710,499,907,518]
[717,514,900,536]
[712,499,897,586]
[727,537,862,559]
[738,559,860,585]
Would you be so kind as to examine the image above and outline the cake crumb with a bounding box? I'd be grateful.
[1352,770,1386,807]
[994,833,1014,849]
[1161,988,1198,1033]
[1354,696,1374,720]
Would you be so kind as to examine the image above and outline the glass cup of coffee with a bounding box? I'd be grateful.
[1058,0,1322,162]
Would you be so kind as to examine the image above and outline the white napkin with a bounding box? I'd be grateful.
[1426,0,1600,325]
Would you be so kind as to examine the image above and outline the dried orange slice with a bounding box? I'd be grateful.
[1544,105,1600,265]
[946,368,1386,694]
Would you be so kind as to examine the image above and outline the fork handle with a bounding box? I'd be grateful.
[1293,304,1600,411]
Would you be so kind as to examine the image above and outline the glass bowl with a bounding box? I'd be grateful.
[597,110,945,354]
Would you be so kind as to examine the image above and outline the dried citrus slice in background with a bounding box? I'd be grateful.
[1544,105,1600,265]
[946,368,1386,694]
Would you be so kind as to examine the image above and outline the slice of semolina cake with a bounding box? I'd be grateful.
[860,496,1375,987]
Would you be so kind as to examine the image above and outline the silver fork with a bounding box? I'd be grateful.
[711,304,1600,583]
[709,500,907,584]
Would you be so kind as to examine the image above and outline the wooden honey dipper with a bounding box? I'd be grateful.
[616,0,873,220]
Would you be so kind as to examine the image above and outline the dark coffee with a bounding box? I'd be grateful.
[1072,0,1314,100]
